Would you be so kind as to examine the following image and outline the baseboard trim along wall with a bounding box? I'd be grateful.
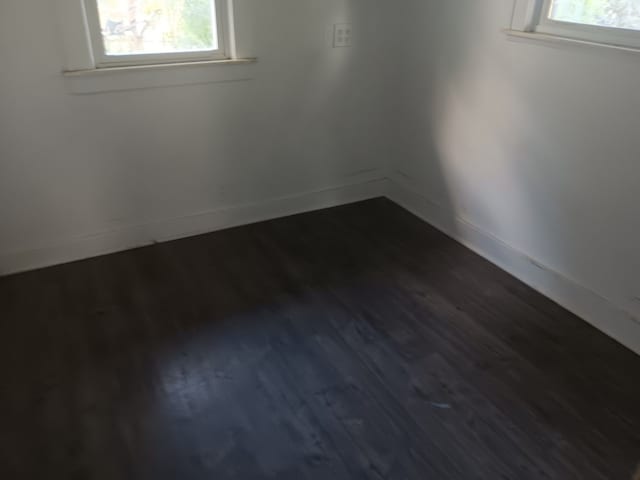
[0,176,389,277]
[3,172,638,357]
[386,174,640,356]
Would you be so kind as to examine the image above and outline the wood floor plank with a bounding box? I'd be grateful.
[1,198,639,480]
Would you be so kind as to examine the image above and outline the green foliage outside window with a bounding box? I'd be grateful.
[98,0,217,55]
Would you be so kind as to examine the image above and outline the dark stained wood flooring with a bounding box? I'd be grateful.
[1,198,639,480]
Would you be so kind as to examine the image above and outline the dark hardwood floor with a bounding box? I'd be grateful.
[1,198,639,480]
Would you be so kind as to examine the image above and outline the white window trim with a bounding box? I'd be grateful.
[84,0,228,67]
[56,0,241,72]
[56,0,256,94]
[510,0,640,50]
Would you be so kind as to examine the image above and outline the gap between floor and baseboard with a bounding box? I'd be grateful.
[386,173,640,356]
[1,173,638,356]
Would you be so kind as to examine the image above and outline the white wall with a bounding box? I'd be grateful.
[0,0,391,274]
[386,0,640,353]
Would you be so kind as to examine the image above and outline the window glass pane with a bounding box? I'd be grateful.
[549,0,640,30]
[96,0,218,55]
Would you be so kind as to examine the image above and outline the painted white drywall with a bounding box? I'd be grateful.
[386,0,640,348]
[0,0,391,273]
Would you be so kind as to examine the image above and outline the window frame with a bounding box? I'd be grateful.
[513,0,640,49]
[84,0,229,68]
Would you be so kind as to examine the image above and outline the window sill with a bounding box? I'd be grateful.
[503,29,640,56]
[63,58,257,95]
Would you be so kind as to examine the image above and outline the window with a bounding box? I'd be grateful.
[512,0,640,49]
[57,0,254,93]
[84,0,228,67]
[547,0,640,30]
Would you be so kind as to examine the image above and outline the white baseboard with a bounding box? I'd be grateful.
[0,177,389,276]
[386,174,640,356]
[4,172,638,356]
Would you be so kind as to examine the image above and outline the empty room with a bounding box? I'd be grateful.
[1,0,640,478]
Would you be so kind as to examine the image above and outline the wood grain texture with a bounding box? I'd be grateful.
[1,198,639,479]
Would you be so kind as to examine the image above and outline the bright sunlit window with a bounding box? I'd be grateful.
[534,0,640,48]
[549,0,640,30]
[84,0,228,67]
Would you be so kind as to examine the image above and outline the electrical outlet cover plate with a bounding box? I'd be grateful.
[333,23,352,47]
